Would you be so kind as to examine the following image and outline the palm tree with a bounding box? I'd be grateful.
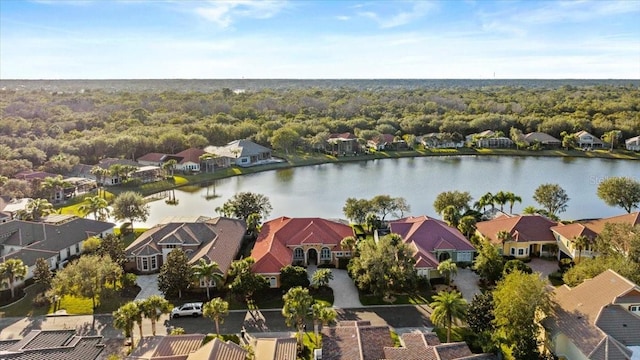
[573,235,590,263]
[506,192,522,214]
[162,159,178,177]
[493,191,508,212]
[139,295,173,336]
[430,290,467,343]
[113,301,140,350]
[90,166,110,198]
[0,259,28,299]
[203,297,229,336]
[192,259,223,300]
[496,230,513,255]
[78,196,110,221]
[437,259,458,286]
[40,176,71,204]
[246,213,262,238]
[311,268,334,288]
[442,205,460,227]
[18,198,55,221]
[474,192,494,212]
[340,236,357,253]
[311,303,337,345]
[132,300,144,340]
[282,287,314,345]
[199,153,219,173]
[457,215,477,238]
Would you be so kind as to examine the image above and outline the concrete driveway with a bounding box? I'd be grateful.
[134,274,162,301]
[452,268,481,302]
[528,258,559,279]
[307,266,362,308]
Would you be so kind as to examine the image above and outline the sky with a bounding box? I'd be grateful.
[1,0,639,79]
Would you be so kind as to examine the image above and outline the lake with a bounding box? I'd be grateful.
[135,156,638,228]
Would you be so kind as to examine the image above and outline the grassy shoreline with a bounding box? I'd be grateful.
[101,148,639,199]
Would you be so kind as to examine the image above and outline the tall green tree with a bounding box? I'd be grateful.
[474,192,495,212]
[505,192,522,214]
[227,257,268,302]
[139,295,173,336]
[533,183,570,217]
[457,215,477,238]
[33,257,52,290]
[270,127,300,154]
[282,287,314,345]
[113,301,140,350]
[597,176,640,213]
[112,191,150,227]
[90,166,110,197]
[348,234,417,299]
[40,175,70,203]
[342,197,371,224]
[280,265,310,290]
[98,234,126,266]
[473,241,504,285]
[158,249,192,298]
[433,191,472,215]
[430,290,467,343]
[16,198,55,221]
[573,235,591,263]
[0,258,28,299]
[492,271,551,359]
[215,192,272,222]
[192,259,223,300]
[162,159,178,177]
[203,297,230,336]
[78,195,110,221]
[601,130,622,151]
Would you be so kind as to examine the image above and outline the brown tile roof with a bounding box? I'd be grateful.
[546,269,639,358]
[382,332,496,360]
[321,321,393,360]
[0,330,104,360]
[125,217,246,274]
[254,337,297,360]
[137,153,171,162]
[14,170,59,180]
[175,148,206,164]
[475,215,558,244]
[186,338,247,360]
[524,132,561,144]
[595,305,640,346]
[127,334,205,360]
[580,212,640,234]
[550,222,598,242]
[434,342,474,360]
[251,217,354,274]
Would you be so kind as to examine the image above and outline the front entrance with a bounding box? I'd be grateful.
[438,252,451,262]
[307,248,318,266]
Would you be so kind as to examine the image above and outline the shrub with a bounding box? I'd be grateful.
[32,292,50,308]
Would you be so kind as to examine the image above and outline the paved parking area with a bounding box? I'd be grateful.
[528,258,559,279]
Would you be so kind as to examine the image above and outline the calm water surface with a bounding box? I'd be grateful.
[136,156,639,227]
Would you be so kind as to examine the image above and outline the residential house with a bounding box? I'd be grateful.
[124,217,246,289]
[575,130,604,149]
[126,334,206,360]
[543,269,640,360]
[551,212,640,261]
[389,216,476,279]
[384,330,497,360]
[71,157,141,186]
[0,215,115,282]
[204,139,272,167]
[14,170,72,203]
[136,153,184,167]
[250,217,355,288]
[0,196,31,221]
[467,130,514,148]
[419,133,465,149]
[475,214,558,258]
[327,132,360,155]
[186,337,247,360]
[0,330,105,360]
[367,134,407,151]
[523,132,561,149]
[626,135,640,151]
[253,337,298,360]
[130,166,163,184]
[320,321,496,360]
[174,148,207,173]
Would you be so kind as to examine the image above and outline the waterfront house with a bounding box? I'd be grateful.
[0,215,115,282]
[575,130,604,149]
[124,217,246,286]
[551,212,640,261]
[523,132,561,149]
[467,130,514,148]
[626,135,640,151]
[327,132,360,155]
[137,152,183,167]
[250,217,354,288]
[543,269,640,360]
[205,139,272,167]
[419,133,465,149]
[475,214,558,258]
[389,216,476,279]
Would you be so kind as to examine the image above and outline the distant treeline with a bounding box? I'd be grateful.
[0,83,638,178]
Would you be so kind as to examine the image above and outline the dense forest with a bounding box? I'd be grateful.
[0,81,638,179]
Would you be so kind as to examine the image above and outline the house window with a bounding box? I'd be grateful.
[321,247,331,260]
[630,305,640,313]
[269,277,277,288]
[336,252,343,257]
[165,244,176,249]
[294,248,304,259]
[345,252,351,257]
[142,257,149,271]
[510,248,516,255]
[518,249,524,256]
[150,256,157,270]
[75,243,80,253]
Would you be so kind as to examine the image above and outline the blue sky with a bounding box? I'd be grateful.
[1,0,639,79]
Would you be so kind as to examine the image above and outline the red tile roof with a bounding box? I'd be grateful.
[321,321,393,360]
[475,215,558,244]
[137,153,170,162]
[127,334,205,360]
[580,211,640,234]
[251,217,354,274]
[175,148,206,164]
[186,338,246,360]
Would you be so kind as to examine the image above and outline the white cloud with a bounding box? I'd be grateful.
[358,1,437,29]
[193,0,288,28]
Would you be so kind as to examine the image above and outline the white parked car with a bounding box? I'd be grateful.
[171,302,203,318]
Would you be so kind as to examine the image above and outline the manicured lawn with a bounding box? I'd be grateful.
[0,285,50,318]
[358,288,431,306]
[434,326,472,343]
